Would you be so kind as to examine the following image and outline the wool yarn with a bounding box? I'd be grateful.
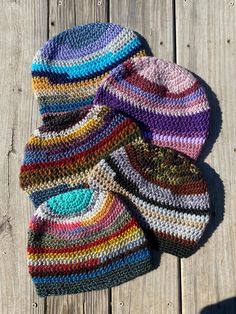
[20,105,141,208]
[94,56,210,160]
[88,140,211,257]
[32,22,146,123]
[28,188,153,297]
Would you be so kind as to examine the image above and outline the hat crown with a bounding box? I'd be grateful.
[113,142,204,188]
[47,189,94,215]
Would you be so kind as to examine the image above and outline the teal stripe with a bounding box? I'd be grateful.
[32,38,140,78]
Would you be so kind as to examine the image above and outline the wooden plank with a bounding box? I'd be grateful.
[176,0,236,313]
[49,0,109,36]
[46,1,110,314]
[0,0,48,313]
[109,1,180,314]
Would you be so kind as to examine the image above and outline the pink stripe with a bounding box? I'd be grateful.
[152,138,201,160]
[30,198,125,240]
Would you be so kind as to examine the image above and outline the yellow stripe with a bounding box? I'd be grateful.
[28,226,141,260]
[27,108,109,146]
[32,73,107,92]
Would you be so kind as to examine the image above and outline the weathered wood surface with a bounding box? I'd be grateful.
[0,0,235,313]
[0,1,47,313]
[176,1,236,313]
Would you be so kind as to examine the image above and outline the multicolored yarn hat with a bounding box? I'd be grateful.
[94,56,210,160]
[32,22,146,122]
[28,188,153,297]
[20,106,141,208]
[88,140,211,257]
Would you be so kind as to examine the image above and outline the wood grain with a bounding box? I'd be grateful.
[176,0,236,313]
[0,0,47,313]
[46,1,110,313]
[109,1,180,314]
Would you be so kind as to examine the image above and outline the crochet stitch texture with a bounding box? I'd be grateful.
[28,189,153,297]
[20,105,141,208]
[94,56,211,160]
[88,140,211,257]
[20,22,215,297]
[32,22,146,122]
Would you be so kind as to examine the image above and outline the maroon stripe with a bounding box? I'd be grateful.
[123,62,200,98]
[28,218,138,254]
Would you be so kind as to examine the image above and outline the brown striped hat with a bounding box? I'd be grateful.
[19,105,141,208]
[88,140,211,258]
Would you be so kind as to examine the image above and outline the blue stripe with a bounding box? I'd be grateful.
[32,38,140,79]
[32,249,151,284]
[40,97,94,114]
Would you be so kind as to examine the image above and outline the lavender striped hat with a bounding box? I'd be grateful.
[94,57,210,160]
[32,23,146,123]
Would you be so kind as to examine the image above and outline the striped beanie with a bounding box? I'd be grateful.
[20,106,141,208]
[88,140,211,257]
[32,22,146,122]
[28,188,153,297]
[94,56,210,160]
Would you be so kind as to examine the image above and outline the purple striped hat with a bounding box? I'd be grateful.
[94,57,210,160]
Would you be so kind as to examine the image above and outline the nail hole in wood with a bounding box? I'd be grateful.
[97,0,102,5]
[51,21,55,26]
[227,39,231,44]
[58,0,62,6]
[187,44,190,48]
[160,41,163,46]
[119,301,124,306]
[229,1,234,6]
[32,302,38,308]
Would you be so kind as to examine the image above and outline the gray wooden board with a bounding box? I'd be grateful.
[176,0,236,313]
[0,0,47,313]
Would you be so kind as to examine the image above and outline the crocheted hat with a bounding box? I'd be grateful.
[20,106,141,208]
[27,188,153,297]
[32,22,146,122]
[94,57,210,160]
[88,140,211,257]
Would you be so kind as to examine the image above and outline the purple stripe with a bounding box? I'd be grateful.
[95,89,210,133]
[41,26,123,61]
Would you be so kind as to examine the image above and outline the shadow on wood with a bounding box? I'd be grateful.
[134,31,154,56]
[200,297,236,314]
[192,74,225,256]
